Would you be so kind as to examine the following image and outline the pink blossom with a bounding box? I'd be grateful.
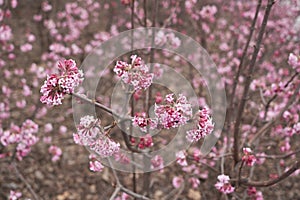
[21,119,39,135]
[89,159,104,172]
[186,107,214,142]
[199,5,218,22]
[10,0,18,8]
[280,138,291,152]
[151,155,164,170]
[44,123,53,133]
[215,174,235,194]
[242,147,257,166]
[121,0,131,5]
[115,192,130,200]
[193,148,202,162]
[48,145,62,162]
[189,177,200,188]
[33,14,42,21]
[0,25,12,42]
[16,100,26,108]
[166,33,181,48]
[172,176,184,189]
[114,55,154,91]
[42,1,52,12]
[75,115,100,145]
[23,85,32,96]
[247,187,264,200]
[43,136,52,144]
[75,115,120,158]
[9,190,22,200]
[20,43,33,52]
[0,124,21,146]
[155,94,192,129]
[256,152,266,165]
[138,134,153,149]
[90,136,120,158]
[40,59,84,106]
[132,112,157,132]
[27,34,36,42]
[114,152,130,164]
[59,125,67,134]
[155,92,163,104]
[288,53,300,72]
[176,150,188,166]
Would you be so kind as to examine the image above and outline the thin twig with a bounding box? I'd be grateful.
[109,187,121,200]
[257,149,300,159]
[237,161,245,187]
[72,93,119,118]
[12,162,39,200]
[233,0,275,165]
[241,160,300,187]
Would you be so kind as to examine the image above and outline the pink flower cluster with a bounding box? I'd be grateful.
[155,31,181,48]
[137,134,153,149]
[215,174,235,194]
[247,187,264,200]
[242,147,257,166]
[48,145,62,162]
[288,53,300,72]
[176,150,188,166]
[114,55,154,91]
[0,25,12,42]
[40,59,84,106]
[199,5,218,22]
[0,119,39,160]
[73,115,120,158]
[151,155,164,170]
[9,190,22,200]
[89,154,104,172]
[186,107,214,142]
[132,112,157,132]
[172,176,184,189]
[154,94,192,129]
[121,0,131,5]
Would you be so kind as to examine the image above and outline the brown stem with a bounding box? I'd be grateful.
[241,160,300,187]
[233,0,275,165]
[143,0,147,26]
[108,159,150,200]
[229,0,262,107]
[12,162,39,200]
[257,149,300,160]
[225,0,262,137]
[71,93,131,121]
[237,161,245,186]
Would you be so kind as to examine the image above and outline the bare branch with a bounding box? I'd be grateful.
[241,160,300,187]
[233,0,275,165]
[12,162,39,200]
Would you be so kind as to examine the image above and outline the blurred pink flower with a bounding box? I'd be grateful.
[9,190,22,200]
[48,145,62,162]
[242,147,257,166]
[176,150,188,166]
[172,176,184,189]
[215,174,235,194]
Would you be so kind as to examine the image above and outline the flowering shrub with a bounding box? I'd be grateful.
[40,59,84,105]
[214,174,235,194]
[1,0,300,199]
